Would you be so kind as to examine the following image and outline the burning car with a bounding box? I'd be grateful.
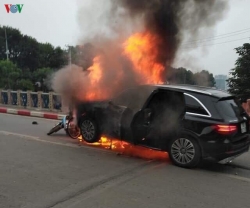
[76,84,250,168]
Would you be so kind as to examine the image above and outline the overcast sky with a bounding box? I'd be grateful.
[1,0,250,76]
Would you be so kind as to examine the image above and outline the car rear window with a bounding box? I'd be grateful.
[216,98,244,119]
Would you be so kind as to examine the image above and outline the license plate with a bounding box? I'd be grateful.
[241,122,247,133]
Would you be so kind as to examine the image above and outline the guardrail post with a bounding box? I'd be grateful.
[27,91,31,108]
[0,89,2,104]
[37,91,42,109]
[7,90,11,105]
[49,92,53,110]
[17,90,21,106]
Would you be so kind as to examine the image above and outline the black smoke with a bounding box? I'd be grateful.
[111,0,228,70]
[51,0,229,107]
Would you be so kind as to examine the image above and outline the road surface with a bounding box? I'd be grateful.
[0,114,250,208]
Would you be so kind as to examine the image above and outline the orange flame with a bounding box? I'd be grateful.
[80,31,165,102]
[123,32,165,84]
[76,56,110,101]
[78,136,169,161]
[76,32,169,161]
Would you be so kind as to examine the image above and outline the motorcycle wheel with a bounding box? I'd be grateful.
[66,118,81,139]
[47,123,62,135]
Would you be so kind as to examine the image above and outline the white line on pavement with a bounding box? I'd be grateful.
[0,130,114,154]
[0,130,79,148]
[226,174,250,183]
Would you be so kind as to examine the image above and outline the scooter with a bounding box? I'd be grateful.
[47,114,81,139]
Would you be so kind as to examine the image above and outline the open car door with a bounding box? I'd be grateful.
[129,89,186,150]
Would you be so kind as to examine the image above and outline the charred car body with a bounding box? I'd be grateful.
[76,84,250,168]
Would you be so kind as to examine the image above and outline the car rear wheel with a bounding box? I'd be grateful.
[169,136,201,168]
[79,117,100,143]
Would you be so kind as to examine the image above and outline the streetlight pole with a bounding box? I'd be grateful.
[69,46,72,68]
[5,27,9,61]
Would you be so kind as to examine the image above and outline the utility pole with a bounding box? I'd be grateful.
[5,28,9,61]
[69,46,72,67]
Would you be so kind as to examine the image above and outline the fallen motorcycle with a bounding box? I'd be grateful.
[47,115,81,139]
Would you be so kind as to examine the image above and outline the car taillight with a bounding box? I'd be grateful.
[214,124,237,134]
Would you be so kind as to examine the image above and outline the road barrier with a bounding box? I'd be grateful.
[0,89,62,111]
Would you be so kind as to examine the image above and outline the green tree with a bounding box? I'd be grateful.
[38,43,55,68]
[33,67,53,81]
[33,67,54,91]
[194,70,215,87]
[0,26,67,72]
[174,67,195,85]
[227,43,250,97]
[0,60,21,89]
[17,79,34,91]
[49,47,67,69]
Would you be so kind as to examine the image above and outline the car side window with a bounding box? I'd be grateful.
[184,94,209,116]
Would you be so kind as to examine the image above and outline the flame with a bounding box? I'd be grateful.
[79,31,165,102]
[85,56,106,100]
[75,56,111,101]
[75,31,169,161]
[123,32,165,84]
[78,136,169,161]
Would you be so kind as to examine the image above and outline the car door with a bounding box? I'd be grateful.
[130,89,186,150]
[104,88,139,138]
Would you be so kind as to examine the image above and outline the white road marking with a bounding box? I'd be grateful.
[0,130,79,148]
[226,174,250,182]
[0,130,114,154]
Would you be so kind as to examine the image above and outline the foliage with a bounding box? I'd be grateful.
[227,43,250,97]
[0,60,21,89]
[17,79,34,91]
[0,25,68,91]
[0,26,68,71]
[167,68,215,87]
[193,70,215,87]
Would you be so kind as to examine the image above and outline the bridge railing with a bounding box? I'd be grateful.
[0,89,62,111]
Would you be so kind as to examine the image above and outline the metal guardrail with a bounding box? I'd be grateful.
[0,89,62,111]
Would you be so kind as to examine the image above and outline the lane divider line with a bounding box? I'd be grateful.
[0,130,79,148]
[0,131,114,153]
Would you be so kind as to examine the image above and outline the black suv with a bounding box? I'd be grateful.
[76,84,250,168]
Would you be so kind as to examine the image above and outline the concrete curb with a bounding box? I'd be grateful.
[0,107,66,120]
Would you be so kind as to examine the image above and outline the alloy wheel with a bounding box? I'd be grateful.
[81,120,95,142]
[171,138,195,164]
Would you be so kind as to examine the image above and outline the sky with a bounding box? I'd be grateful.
[1,0,250,77]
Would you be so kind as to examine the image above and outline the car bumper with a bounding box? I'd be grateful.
[202,134,250,162]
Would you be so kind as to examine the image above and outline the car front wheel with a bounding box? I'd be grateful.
[79,117,100,143]
[169,136,201,168]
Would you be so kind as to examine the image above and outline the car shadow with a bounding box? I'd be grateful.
[198,160,250,177]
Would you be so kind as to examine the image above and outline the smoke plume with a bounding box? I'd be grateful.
[52,0,229,108]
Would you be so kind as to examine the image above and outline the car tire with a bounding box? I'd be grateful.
[169,136,201,168]
[79,117,100,143]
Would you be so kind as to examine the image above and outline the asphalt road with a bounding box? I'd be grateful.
[1,114,250,208]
